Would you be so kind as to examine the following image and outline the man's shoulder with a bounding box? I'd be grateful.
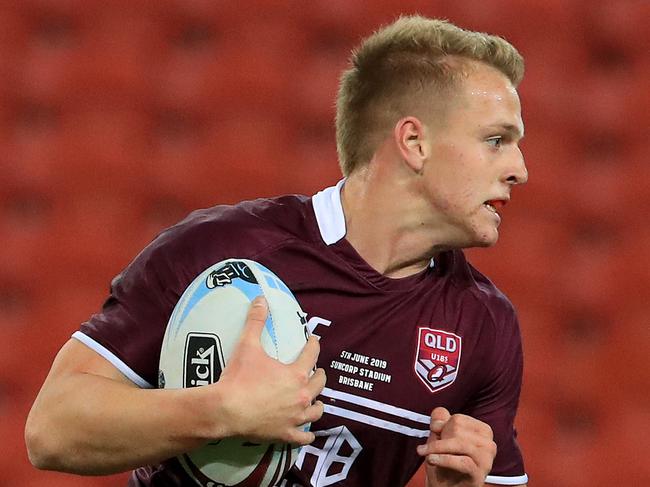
[178,193,312,233]
[447,250,516,322]
[122,193,319,289]
[157,194,315,252]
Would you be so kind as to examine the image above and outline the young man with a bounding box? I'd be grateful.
[26,15,528,487]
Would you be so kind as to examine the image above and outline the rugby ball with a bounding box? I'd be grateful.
[158,258,310,487]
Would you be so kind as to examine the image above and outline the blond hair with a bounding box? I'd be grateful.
[335,15,524,176]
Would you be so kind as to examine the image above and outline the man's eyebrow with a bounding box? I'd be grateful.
[491,123,525,139]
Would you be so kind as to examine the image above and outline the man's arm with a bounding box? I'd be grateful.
[417,408,528,487]
[417,408,496,487]
[25,297,326,475]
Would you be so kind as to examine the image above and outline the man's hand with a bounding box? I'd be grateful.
[210,296,327,445]
[417,407,496,487]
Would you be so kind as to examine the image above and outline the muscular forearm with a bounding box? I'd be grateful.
[26,371,217,475]
[26,316,324,476]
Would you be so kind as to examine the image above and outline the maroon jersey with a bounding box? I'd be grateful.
[75,181,527,486]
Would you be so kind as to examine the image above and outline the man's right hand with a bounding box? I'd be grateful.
[207,296,326,445]
[25,295,325,475]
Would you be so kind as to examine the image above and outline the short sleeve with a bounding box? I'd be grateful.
[464,308,528,485]
[75,225,196,388]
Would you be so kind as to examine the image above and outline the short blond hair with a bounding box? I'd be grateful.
[335,15,524,176]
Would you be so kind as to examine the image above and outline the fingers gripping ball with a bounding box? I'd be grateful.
[158,259,310,487]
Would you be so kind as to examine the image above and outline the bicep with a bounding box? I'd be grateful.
[40,338,137,391]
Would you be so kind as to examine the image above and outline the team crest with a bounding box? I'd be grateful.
[415,328,462,393]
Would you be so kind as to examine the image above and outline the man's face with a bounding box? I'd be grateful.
[421,62,527,248]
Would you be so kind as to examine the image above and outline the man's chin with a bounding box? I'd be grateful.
[472,229,499,248]
[445,225,499,250]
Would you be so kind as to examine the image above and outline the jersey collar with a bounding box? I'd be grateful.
[312,178,436,269]
[312,179,346,245]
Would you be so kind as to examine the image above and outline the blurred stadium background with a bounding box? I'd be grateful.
[0,0,648,485]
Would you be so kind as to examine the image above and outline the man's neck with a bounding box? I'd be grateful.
[340,167,450,279]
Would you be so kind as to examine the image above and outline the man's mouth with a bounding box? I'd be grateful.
[483,199,507,215]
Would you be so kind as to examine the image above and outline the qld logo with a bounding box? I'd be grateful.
[415,328,462,393]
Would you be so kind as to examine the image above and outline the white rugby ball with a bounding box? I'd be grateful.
[158,258,310,487]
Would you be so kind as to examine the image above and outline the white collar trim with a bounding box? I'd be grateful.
[312,179,346,245]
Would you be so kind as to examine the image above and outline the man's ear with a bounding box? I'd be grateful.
[394,116,429,174]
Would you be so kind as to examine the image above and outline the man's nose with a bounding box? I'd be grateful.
[505,147,528,185]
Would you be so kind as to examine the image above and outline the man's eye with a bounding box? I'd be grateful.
[486,137,502,148]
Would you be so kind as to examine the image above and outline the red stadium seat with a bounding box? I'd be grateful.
[147,110,297,206]
[585,0,650,65]
[287,138,342,196]
[466,215,573,304]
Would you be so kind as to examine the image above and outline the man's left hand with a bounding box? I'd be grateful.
[416,407,497,487]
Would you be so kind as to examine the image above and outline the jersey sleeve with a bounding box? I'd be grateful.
[465,307,528,485]
[74,225,193,388]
